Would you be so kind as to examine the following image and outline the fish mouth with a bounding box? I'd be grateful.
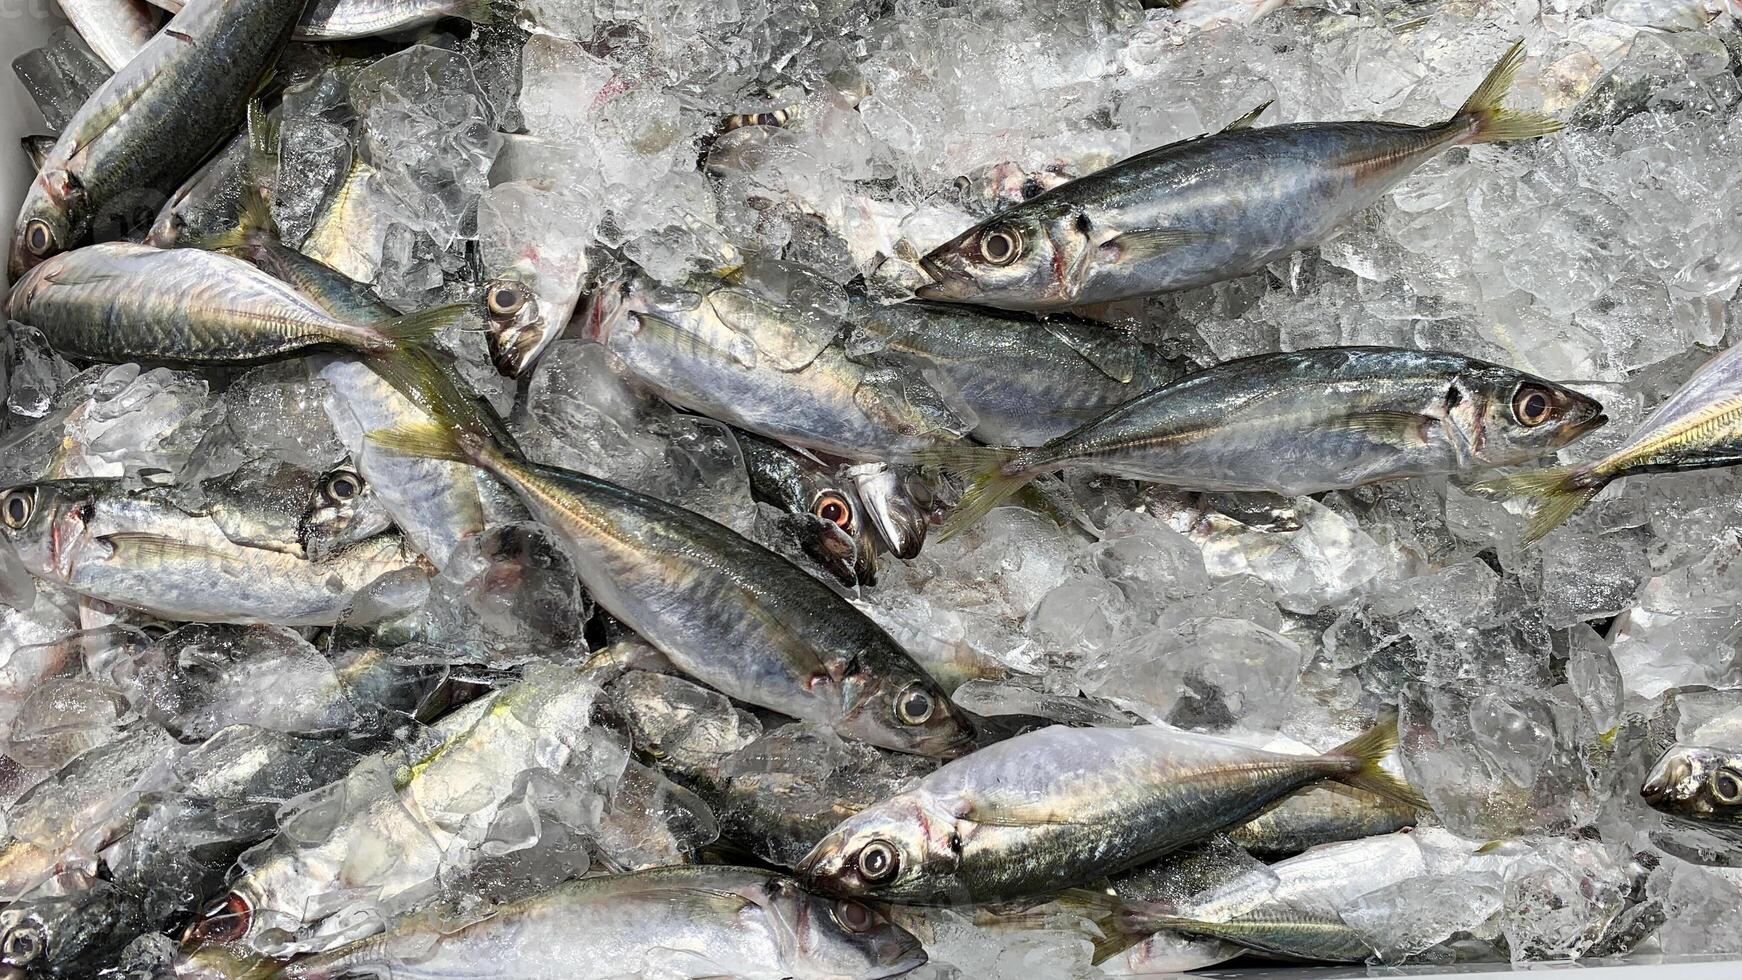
[1558,411,1609,447]
[914,252,971,302]
[874,934,929,977]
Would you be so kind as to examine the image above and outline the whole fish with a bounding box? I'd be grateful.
[147,0,492,41]
[583,271,975,462]
[740,430,880,587]
[796,719,1424,905]
[8,0,308,281]
[916,42,1560,310]
[55,0,162,71]
[917,347,1605,537]
[5,243,464,368]
[1642,743,1742,835]
[849,301,1183,446]
[271,867,925,980]
[1225,782,1417,859]
[368,369,975,759]
[1473,340,1742,542]
[0,479,425,626]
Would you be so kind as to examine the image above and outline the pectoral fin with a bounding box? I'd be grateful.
[1322,411,1437,447]
[1101,228,1211,264]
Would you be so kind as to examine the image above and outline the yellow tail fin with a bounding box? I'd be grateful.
[1325,715,1429,810]
[1454,40,1563,144]
[1466,465,1607,543]
[906,444,1036,539]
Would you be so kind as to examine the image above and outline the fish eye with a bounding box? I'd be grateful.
[1511,384,1555,427]
[813,492,853,530]
[2,488,36,530]
[855,840,900,884]
[23,219,54,257]
[323,469,362,504]
[832,899,877,934]
[186,892,252,945]
[894,683,935,726]
[980,226,1021,266]
[487,282,528,317]
[2,921,44,965]
[1711,767,1742,805]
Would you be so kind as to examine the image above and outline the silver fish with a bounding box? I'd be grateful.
[274,867,925,980]
[55,0,162,71]
[0,480,425,626]
[1643,743,1742,835]
[9,0,308,281]
[1225,782,1418,859]
[916,42,1559,310]
[583,271,975,462]
[740,430,880,587]
[847,462,935,561]
[147,0,491,41]
[1474,339,1742,542]
[369,375,976,759]
[796,719,1424,905]
[917,347,1606,537]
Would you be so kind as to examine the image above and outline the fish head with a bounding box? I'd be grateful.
[756,874,928,979]
[915,207,1080,311]
[796,794,963,904]
[797,482,879,588]
[482,273,554,378]
[1451,368,1607,465]
[837,656,975,759]
[0,878,128,976]
[1643,744,1742,824]
[299,466,393,562]
[8,171,86,283]
[848,464,934,560]
[0,483,100,585]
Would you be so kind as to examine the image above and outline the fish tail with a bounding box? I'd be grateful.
[1452,40,1563,144]
[907,445,1037,539]
[360,302,477,353]
[365,344,514,460]
[1466,465,1607,543]
[1089,928,1146,966]
[1324,714,1429,810]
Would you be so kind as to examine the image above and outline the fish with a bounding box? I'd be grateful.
[5,242,466,369]
[1642,743,1742,834]
[143,124,259,249]
[739,430,880,587]
[0,480,426,626]
[55,0,162,71]
[299,156,387,287]
[8,0,309,282]
[582,271,976,462]
[1101,829,1431,972]
[1471,340,1742,542]
[913,347,1606,537]
[164,459,390,562]
[270,866,925,980]
[848,300,1183,446]
[1225,782,1418,859]
[795,718,1425,905]
[146,0,493,41]
[847,462,935,561]
[367,364,975,759]
[915,42,1560,310]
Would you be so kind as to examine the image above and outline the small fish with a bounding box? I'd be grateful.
[147,0,493,41]
[1642,743,1742,833]
[796,718,1424,905]
[916,42,1560,310]
[0,480,425,626]
[55,0,162,71]
[915,347,1605,537]
[5,242,465,369]
[271,867,925,980]
[740,430,880,587]
[9,0,308,281]
[1472,340,1742,542]
[369,360,975,758]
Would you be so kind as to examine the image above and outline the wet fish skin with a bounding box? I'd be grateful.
[1474,340,1742,542]
[0,479,425,626]
[8,0,310,281]
[583,272,972,462]
[916,42,1559,310]
[1642,743,1742,830]
[144,127,256,248]
[1225,782,1418,859]
[272,866,924,980]
[847,462,933,561]
[850,300,1183,446]
[924,347,1607,537]
[56,0,162,72]
[740,429,879,587]
[369,393,976,760]
[796,720,1423,905]
[147,0,492,41]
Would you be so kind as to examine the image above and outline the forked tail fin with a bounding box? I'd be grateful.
[1453,40,1563,144]
[905,444,1037,539]
[1466,465,1608,543]
[1324,715,1429,810]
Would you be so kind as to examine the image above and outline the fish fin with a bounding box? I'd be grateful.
[1464,466,1606,543]
[364,344,511,458]
[1324,714,1429,810]
[366,420,477,465]
[20,135,55,171]
[1090,929,1146,966]
[1322,410,1436,446]
[1057,887,1121,915]
[903,445,1035,539]
[1101,228,1212,263]
[1452,40,1563,144]
[362,303,479,352]
[1222,99,1274,132]
[630,310,757,368]
[1043,322,1137,384]
[98,533,236,563]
